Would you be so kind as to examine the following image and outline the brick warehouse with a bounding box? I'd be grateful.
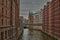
[42,2,52,33]
[42,0,60,38]
[0,0,20,40]
[52,0,60,37]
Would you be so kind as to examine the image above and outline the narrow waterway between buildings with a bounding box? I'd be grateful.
[18,29,57,40]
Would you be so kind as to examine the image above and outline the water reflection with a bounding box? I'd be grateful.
[18,29,57,40]
[28,29,43,40]
[19,29,42,40]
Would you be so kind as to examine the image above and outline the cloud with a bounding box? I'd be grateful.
[20,0,51,19]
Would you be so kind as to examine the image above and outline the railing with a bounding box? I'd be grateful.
[40,29,60,40]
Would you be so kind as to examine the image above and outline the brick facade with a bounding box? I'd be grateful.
[0,0,20,40]
[42,0,60,38]
[28,12,34,29]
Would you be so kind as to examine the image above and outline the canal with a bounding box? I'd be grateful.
[18,29,57,40]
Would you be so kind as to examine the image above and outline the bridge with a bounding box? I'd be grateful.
[23,23,42,28]
[24,24,42,26]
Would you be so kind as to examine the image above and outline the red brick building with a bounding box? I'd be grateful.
[52,0,60,37]
[42,0,60,38]
[28,11,34,29]
[0,0,20,40]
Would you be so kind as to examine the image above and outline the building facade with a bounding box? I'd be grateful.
[23,18,28,28]
[33,10,42,30]
[52,0,60,37]
[28,11,34,29]
[42,0,60,38]
[0,0,20,40]
[19,16,24,34]
[33,10,42,24]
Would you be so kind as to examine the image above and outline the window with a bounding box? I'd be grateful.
[2,19,3,25]
[6,19,7,25]
[5,31,7,39]
[1,32,4,40]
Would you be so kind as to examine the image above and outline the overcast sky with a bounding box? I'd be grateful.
[20,0,51,19]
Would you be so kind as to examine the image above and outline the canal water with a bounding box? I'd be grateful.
[18,29,57,40]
